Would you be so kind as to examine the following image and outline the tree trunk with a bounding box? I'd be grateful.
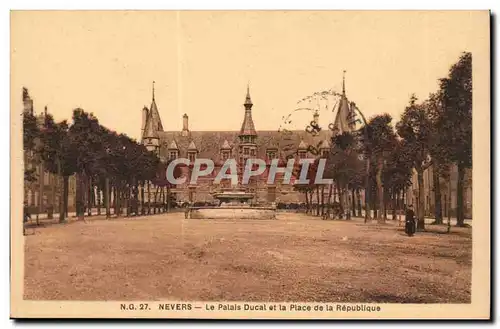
[37,159,44,225]
[376,157,384,223]
[153,187,159,214]
[87,176,92,217]
[60,175,68,222]
[49,172,56,220]
[304,190,309,214]
[167,186,171,213]
[333,184,338,203]
[141,182,145,215]
[316,186,320,216]
[147,181,151,215]
[447,171,452,232]
[351,189,356,217]
[96,188,101,215]
[456,164,466,226]
[126,186,131,217]
[320,186,325,216]
[356,188,362,217]
[105,178,110,218]
[417,169,426,230]
[364,157,371,222]
[383,188,388,220]
[391,189,396,220]
[114,186,121,218]
[75,172,83,220]
[433,165,443,224]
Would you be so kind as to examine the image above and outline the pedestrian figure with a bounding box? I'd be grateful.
[405,205,416,236]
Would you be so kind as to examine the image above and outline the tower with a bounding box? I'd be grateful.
[142,82,162,154]
[238,84,258,185]
[333,70,354,134]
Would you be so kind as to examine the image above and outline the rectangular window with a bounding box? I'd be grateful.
[244,148,249,155]
[299,151,306,159]
[222,151,229,160]
[188,152,196,162]
[267,151,277,159]
[250,149,256,156]
[169,151,178,160]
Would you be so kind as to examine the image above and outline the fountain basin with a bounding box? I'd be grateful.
[190,206,277,220]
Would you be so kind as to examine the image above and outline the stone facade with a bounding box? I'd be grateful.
[23,90,77,215]
[406,165,473,219]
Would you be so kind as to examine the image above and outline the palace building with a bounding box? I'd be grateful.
[140,81,354,205]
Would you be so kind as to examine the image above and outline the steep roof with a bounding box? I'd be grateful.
[143,110,159,139]
[298,140,308,150]
[221,139,232,150]
[157,129,330,164]
[168,139,179,150]
[187,140,197,150]
[239,85,257,136]
[332,95,352,134]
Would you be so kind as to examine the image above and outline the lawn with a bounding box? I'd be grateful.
[24,212,472,303]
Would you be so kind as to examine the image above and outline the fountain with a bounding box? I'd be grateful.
[189,185,277,220]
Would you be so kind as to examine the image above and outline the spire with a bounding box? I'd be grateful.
[244,82,252,107]
[342,70,346,96]
[148,81,164,132]
[240,84,257,136]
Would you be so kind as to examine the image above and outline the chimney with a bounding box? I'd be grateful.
[182,113,189,136]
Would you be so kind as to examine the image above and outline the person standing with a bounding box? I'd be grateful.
[405,205,416,236]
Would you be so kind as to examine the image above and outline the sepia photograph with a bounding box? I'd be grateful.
[10,10,490,319]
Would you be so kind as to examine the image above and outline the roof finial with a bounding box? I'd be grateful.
[244,81,252,106]
[342,70,346,96]
[152,80,155,101]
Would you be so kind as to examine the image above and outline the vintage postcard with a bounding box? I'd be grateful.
[10,10,490,319]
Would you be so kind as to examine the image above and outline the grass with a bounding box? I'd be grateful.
[24,212,472,303]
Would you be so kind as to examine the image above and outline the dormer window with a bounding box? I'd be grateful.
[169,151,178,160]
[298,150,307,159]
[250,149,256,156]
[222,151,230,160]
[267,149,277,160]
[321,149,329,157]
[188,151,196,163]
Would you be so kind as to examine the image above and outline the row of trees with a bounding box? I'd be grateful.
[23,104,179,222]
[293,52,472,230]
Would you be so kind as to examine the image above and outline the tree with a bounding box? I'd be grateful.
[383,139,413,221]
[438,52,472,227]
[39,114,76,222]
[396,95,433,230]
[329,132,364,219]
[365,114,397,223]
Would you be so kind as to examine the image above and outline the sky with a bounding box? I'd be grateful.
[11,11,488,141]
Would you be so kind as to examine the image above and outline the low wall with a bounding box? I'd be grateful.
[190,207,277,220]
